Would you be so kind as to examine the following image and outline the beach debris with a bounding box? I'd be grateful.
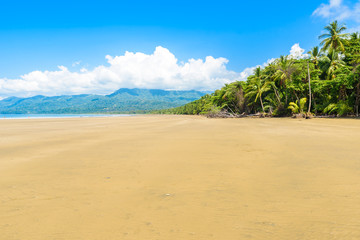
[161,193,172,198]
[206,109,241,118]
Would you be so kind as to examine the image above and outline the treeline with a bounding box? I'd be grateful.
[155,21,360,117]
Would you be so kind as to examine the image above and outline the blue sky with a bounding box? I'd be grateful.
[0,0,359,97]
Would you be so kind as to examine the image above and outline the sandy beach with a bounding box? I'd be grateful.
[1,115,360,239]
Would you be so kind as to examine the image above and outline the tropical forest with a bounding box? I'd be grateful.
[156,21,360,118]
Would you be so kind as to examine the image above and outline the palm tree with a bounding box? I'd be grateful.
[308,46,322,68]
[319,21,348,53]
[268,81,282,105]
[245,67,270,113]
[221,81,245,113]
[305,47,323,114]
[350,32,360,41]
[319,50,345,80]
[347,32,360,116]
[262,62,283,106]
[274,55,297,104]
[274,56,296,86]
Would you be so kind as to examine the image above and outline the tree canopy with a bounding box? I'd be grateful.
[157,21,360,118]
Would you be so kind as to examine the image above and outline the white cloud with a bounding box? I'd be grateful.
[0,46,242,98]
[288,43,308,59]
[0,44,308,99]
[313,0,360,22]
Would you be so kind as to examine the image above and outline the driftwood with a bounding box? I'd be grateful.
[206,110,271,118]
[292,113,306,119]
[292,112,314,119]
[206,110,238,118]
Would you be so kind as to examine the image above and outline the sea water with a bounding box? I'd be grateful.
[0,114,133,119]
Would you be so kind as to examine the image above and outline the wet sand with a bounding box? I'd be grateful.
[1,115,360,239]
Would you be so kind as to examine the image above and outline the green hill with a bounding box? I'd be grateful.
[0,88,208,114]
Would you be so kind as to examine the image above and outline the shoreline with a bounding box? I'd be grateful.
[0,113,134,120]
[1,111,360,120]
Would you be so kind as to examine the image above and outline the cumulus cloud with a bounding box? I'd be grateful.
[0,46,242,98]
[313,0,360,22]
[288,43,308,59]
[0,44,308,99]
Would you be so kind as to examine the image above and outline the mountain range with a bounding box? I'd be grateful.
[0,88,208,114]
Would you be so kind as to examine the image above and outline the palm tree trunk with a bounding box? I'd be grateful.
[273,86,281,104]
[293,90,299,103]
[307,62,312,113]
[259,95,265,113]
[356,81,360,117]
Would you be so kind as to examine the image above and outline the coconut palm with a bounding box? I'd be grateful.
[347,32,360,65]
[319,21,348,53]
[274,56,296,86]
[350,32,360,41]
[319,50,345,80]
[221,81,245,113]
[308,46,322,68]
[245,67,270,113]
[307,47,323,113]
[274,55,297,104]
[347,32,360,116]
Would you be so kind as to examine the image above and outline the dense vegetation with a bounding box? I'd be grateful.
[156,21,360,117]
[0,88,207,114]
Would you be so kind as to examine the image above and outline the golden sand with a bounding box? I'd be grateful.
[1,115,360,239]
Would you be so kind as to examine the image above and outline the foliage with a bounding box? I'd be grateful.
[324,101,352,116]
[319,20,348,52]
[288,98,307,114]
[158,21,360,117]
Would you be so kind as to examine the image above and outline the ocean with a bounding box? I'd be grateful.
[0,114,133,119]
